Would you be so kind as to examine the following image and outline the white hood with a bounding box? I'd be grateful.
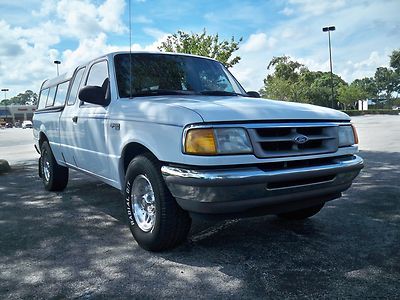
[134,95,350,123]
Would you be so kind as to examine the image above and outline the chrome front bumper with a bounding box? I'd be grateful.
[161,155,364,215]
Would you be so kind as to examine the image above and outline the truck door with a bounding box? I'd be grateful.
[72,59,112,180]
[60,67,86,167]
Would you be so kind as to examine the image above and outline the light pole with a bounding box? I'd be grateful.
[54,60,61,76]
[322,26,336,109]
[1,88,8,100]
[1,88,9,121]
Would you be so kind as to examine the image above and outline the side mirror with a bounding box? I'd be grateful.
[78,86,110,106]
[246,91,261,98]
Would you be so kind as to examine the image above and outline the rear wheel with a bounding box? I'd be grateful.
[40,141,69,191]
[277,203,324,220]
[125,154,191,251]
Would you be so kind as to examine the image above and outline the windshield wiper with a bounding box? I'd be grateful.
[131,89,195,97]
[199,90,243,96]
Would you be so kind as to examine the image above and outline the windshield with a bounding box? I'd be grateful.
[114,53,246,98]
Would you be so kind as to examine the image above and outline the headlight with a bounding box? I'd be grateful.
[338,125,358,147]
[184,127,253,155]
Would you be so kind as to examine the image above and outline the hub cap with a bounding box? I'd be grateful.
[43,152,51,182]
[131,174,156,232]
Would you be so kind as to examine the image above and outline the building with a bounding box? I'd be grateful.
[0,105,36,124]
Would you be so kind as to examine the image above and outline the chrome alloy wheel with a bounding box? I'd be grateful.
[131,174,156,232]
[43,152,51,182]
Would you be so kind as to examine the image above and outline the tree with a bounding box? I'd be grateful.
[0,90,38,106]
[260,56,308,102]
[374,67,396,100]
[390,49,400,72]
[306,72,346,107]
[267,56,307,82]
[260,49,400,109]
[260,76,301,101]
[352,77,378,99]
[337,84,367,109]
[389,49,400,99]
[260,56,346,107]
[158,29,242,68]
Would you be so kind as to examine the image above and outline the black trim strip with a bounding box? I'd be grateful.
[162,155,355,171]
[34,106,64,114]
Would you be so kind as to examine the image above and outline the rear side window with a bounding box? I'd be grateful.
[54,81,69,107]
[46,87,57,107]
[38,88,49,110]
[86,60,109,87]
[67,68,86,105]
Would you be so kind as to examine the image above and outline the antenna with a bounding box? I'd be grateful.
[129,0,132,98]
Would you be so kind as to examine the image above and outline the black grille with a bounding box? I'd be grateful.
[248,124,339,158]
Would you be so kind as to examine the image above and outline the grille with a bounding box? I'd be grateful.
[248,124,338,158]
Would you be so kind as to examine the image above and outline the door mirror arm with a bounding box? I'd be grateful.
[246,91,261,98]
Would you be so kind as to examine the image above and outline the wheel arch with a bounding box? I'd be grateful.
[120,142,160,178]
[39,132,49,151]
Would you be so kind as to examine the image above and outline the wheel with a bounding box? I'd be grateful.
[277,203,325,220]
[40,141,69,191]
[124,154,191,251]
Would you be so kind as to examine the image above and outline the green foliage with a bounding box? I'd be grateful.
[338,85,367,109]
[374,67,397,99]
[390,49,400,71]
[342,109,399,116]
[352,77,378,98]
[267,56,307,82]
[261,49,400,108]
[260,56,307,102]
[158,29,242,68]
[260,56,346,107]
[0,90,38,106]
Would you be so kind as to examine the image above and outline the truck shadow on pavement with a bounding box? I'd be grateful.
[0,150,399,298]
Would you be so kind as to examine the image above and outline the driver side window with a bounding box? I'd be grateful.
[82,60,110,105]
[86,60,109,87]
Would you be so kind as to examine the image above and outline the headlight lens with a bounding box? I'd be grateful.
[184,127,253,155]
[338,125,357,147]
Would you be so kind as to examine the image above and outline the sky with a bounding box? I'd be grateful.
[0,0,399,98]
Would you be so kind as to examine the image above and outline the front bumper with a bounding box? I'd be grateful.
[161,155,364,216]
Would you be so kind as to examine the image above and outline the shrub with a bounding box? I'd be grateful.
[342,109,399,116]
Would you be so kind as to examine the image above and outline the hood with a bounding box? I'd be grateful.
[134,95,350,123]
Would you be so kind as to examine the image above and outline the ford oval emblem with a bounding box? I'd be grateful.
[294,135,309,144]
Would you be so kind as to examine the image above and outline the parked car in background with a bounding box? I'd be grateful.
[5,122,13,128]
[33,51,363,251]
[22,120,33,129]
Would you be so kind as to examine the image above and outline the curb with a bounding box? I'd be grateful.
[0,159,11,174]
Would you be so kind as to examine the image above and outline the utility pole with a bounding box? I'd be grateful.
[1,88,9,121]
[322,26,336,109]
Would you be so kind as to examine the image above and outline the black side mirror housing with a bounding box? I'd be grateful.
[246,91,261,98]
[78,86,110,106]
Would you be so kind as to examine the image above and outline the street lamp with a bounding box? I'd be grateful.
[322,26,336,109]
[1,88,8,100]
[1,88,10,121]
[54,60,61,76]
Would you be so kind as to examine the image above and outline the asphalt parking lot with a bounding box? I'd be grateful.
[1,115,399,298]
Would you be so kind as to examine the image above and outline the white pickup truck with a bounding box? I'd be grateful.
[33,51,363,251]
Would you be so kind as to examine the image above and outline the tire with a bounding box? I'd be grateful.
[40,141,69,191]
[277,203,325,220]
[125,154,191,251]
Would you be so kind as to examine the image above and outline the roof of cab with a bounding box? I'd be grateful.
[89,51,219,65]
[40,51,219,90]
